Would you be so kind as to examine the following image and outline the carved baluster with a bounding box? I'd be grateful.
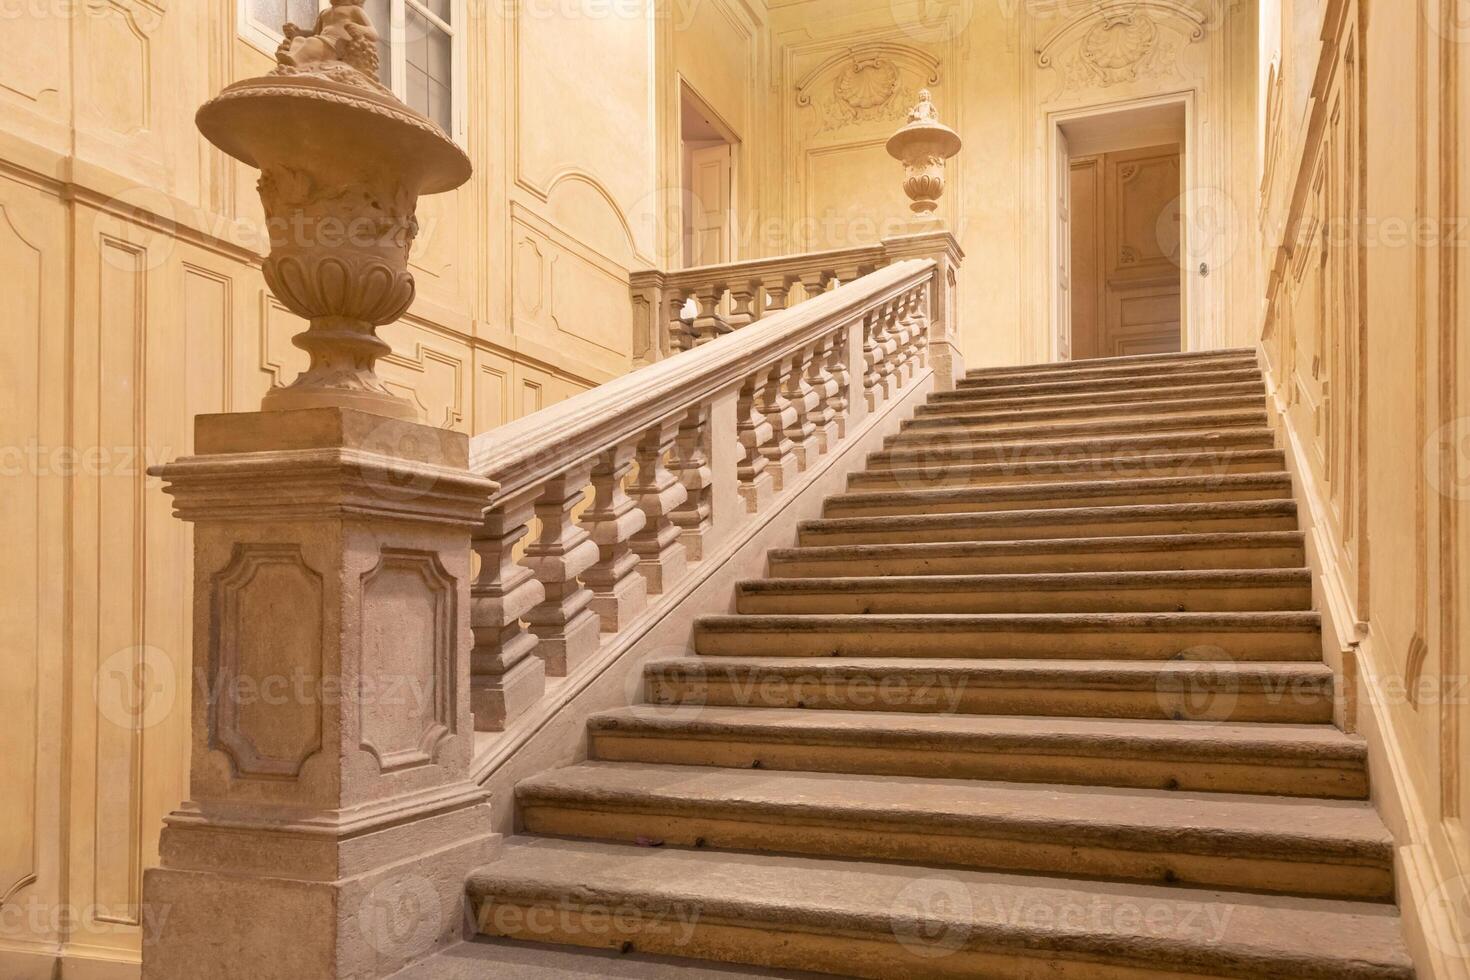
[692,283,730,346]
[887,289,911,382]
[629,418,689,594]
[781,344,819,469]
[470,489,546,732]
[736,369,776,513]
[670,404,714,560]
[912,286,932,369]
[797,270,827,306]
[523,463,602,676]
[728,280,759,329]
[826,325,852,440]
[582,441,647,632]
[806,334,840,455]
[762,275,793,316]
[758,356,800,490]
[878,300,903,396]
[671,289,697,353]
[863,309,884,411]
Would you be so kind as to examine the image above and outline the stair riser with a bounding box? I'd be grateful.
[475,902,1271,980]
[735,585,1312,615]
[947,370,1266,401]
[518,806,1391,903]
[929,381,1266,412]
[909,397,1263,428]
[962,360,1260,389]
[871,435,1278,467]
[590,733,1369,800]
[965,350,1255,373]
[849,454,1286,491]
[693,627,1321,661]
[768,544,1308,577]
[823,485,1292,519]
[799,513,1301,546]
[647,678,1335,724]
[884,416,1269,448]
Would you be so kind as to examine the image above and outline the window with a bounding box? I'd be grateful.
[238,0,463,143]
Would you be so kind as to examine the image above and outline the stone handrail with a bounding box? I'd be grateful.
[629,230,965,374]
[466,258,939,733]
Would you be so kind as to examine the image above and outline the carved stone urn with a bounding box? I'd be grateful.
[196,4,470,421]
[886,90,963,216]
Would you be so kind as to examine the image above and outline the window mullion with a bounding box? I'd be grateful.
[391,0,407,99]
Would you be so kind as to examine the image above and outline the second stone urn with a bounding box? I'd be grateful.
[887,89,963,216]
[197,7,470,421]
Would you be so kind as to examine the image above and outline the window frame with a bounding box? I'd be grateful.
[236,0,466,145]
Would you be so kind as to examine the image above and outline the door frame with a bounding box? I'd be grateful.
[676,78,742,269]
[1045,91,1199,361]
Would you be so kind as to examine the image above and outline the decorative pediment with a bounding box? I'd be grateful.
[1035,1,1207,92]
[795,43,943,135]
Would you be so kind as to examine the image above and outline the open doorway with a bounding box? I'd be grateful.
[1056,101,1186,360]
[680,84,739,269]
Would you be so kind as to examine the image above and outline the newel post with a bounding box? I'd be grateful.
[884,91,966,390]
[144,9,495,979]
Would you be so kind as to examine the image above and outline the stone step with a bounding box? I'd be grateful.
[735,568,1312,615]
[943,366,1265,402]
[798,500,1301,547]
[961,350,1259,387]
[768,532,1308,577]
[927,378,1266,412]
[823,473,1294,520]
[908,393,1264,430]
[587,706,1368,798]
[849,448,1288,491]
[470,839,1411,979]
[883,409,1270,450]
[964,347,1256,378]
[867,427,1278,469]
[693,611,1322,662]
[644,657,1335,724]
[516,763,1394,901]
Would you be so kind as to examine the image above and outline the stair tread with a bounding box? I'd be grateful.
[931,379,1265,407]
[648,656,1332,686]
[885,409,1269,442]
[771,530,1307,562]
[802,498,1299,533]
[964,348,1255,375]
[469,838,1411,979]
[828,472,1293,507]
[517,762,1391,861]
[949,368,1267,399]
[589,706,1364,762]
[740,568,1311,593]
[700,611,1321,631]
[870,426,1277,462]
[911,393,1263,423]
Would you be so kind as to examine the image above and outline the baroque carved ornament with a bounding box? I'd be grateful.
[1035,0,1207,94]
[795,44,943,135]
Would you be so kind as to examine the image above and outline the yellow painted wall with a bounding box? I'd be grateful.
[1259,0,1470,973]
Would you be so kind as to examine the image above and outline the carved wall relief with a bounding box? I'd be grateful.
[358,549,455,772]
[1035,2,1207,98]
[210,545,325,780]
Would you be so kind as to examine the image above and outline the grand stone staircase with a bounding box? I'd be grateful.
[464,349,1415,978]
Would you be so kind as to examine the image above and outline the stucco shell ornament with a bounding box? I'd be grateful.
[1081,10,1161,84]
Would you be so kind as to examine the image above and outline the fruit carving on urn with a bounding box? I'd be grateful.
[886,90,963,216]
[196,0,470,421]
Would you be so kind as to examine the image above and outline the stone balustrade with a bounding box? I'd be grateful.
[468,258,938,732]
[629,230,965,388]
